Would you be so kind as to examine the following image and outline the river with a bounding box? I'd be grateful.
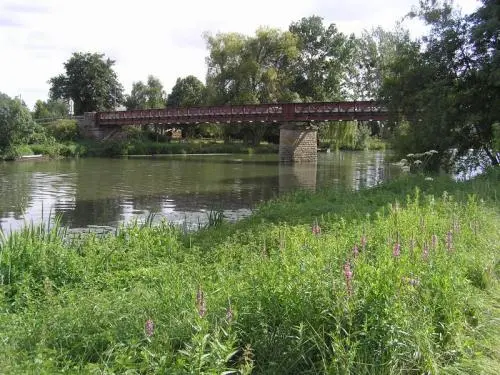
[0,151,400,234]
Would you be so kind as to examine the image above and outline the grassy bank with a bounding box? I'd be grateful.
[0,168,499,373]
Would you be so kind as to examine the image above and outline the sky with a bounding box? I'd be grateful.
[0,0,481,110]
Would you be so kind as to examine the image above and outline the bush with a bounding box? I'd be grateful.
[44,119,79,142]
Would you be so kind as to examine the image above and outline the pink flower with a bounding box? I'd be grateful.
[343,261,353,295]
[422,242,429,260]
[446,230,453,252]
[196,286,207,318]
[312,223,321,235]
[392,243,401,257]
[353,244,359,258]
[360,235,367,251]
[431,234,438,249]
[145,319,154,337]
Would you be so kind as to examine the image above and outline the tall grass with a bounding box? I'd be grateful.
[0,168,499,373]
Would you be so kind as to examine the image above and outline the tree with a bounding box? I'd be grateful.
[381,0,499,169]
[289,16,355,101]
[166,75,206,107]
[346,26,415,100]
[125,75,166,110]
[49,52,124,115]
[204,28,299,144]
[33,99,69,119]
[0,93,37,154]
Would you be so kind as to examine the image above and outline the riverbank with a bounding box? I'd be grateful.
[0,167,498,373]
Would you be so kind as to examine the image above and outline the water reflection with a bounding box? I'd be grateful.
[0,152,399,233]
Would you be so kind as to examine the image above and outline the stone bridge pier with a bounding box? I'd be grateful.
[279,123,318,163]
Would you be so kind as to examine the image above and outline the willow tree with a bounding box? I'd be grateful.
[204,28,300,145]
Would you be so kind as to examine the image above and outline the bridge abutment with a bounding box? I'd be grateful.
[279,123,318,163]
[78,112,125,141]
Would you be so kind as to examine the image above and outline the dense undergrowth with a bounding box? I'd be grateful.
[0,168,499,374]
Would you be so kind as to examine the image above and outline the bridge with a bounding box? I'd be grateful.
[80,101,389,162]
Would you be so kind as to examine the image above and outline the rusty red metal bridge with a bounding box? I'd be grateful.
[95,100,388,126]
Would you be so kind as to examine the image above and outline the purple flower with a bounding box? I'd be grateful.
[392,242,401,257]
[422,242,429,260]
[343,261,353,295]
[196,286,207,318]
[431,234,438,249]
[446,230,453,252]
[353,244,359,258]
[312,223,321,235]
[145,319,154,337]
[360,235,367,250]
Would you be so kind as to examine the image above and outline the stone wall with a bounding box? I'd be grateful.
[77,112,125,141]
[279,126,318,163]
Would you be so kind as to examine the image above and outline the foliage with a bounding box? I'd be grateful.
[166,75,207,138]
[321,120,374,150]
[289,15,355,101]
[124,75,166,110]
[49,52,124,115]
[44,119,79,142]
[0,92,37,156]
[167,75,206,107]
[0,168,499,373]
[346,25,415,100]
[204,27,300,144]
[381,0,500,169]
[32,99,69,120]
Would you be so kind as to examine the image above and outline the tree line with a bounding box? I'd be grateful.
[1,0,498,168]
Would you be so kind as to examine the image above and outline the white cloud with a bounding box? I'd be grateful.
[0,0,481,109]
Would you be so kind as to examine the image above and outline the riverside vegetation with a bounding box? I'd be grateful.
[0,167,499,373]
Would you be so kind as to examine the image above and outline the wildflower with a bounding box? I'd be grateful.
[422,242,429,260]
[360,234,367,251]
[446,230,453,252]
[145,319,154,337]
[392,242,401,257]
[353,244,359,258]
[312,222,321,235]
[431,234,438,249]
[343,261,353,295]
[413,159,422,165]
[196,286,207,318]
[425,177,434,181]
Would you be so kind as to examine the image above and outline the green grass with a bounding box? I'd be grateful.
[0,168,499,374]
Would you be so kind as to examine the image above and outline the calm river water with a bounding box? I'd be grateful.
[0,152,400,233]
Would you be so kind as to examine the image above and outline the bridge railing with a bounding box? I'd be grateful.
[95,101,387,125]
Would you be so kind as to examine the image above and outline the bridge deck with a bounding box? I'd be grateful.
[95,101,388,126]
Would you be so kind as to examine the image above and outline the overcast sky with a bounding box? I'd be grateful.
[0,0,481,109]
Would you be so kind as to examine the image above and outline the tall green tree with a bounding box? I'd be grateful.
[289,16,355,101]
[49,52,124,115]
[346,26,415,100]
[166,76,207,138]
[382,0,499,169]
[166,76,206,107]
[33,99,69,119]
[0,93,37,154]
[125,75,166,110]
[204,28,299,144]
